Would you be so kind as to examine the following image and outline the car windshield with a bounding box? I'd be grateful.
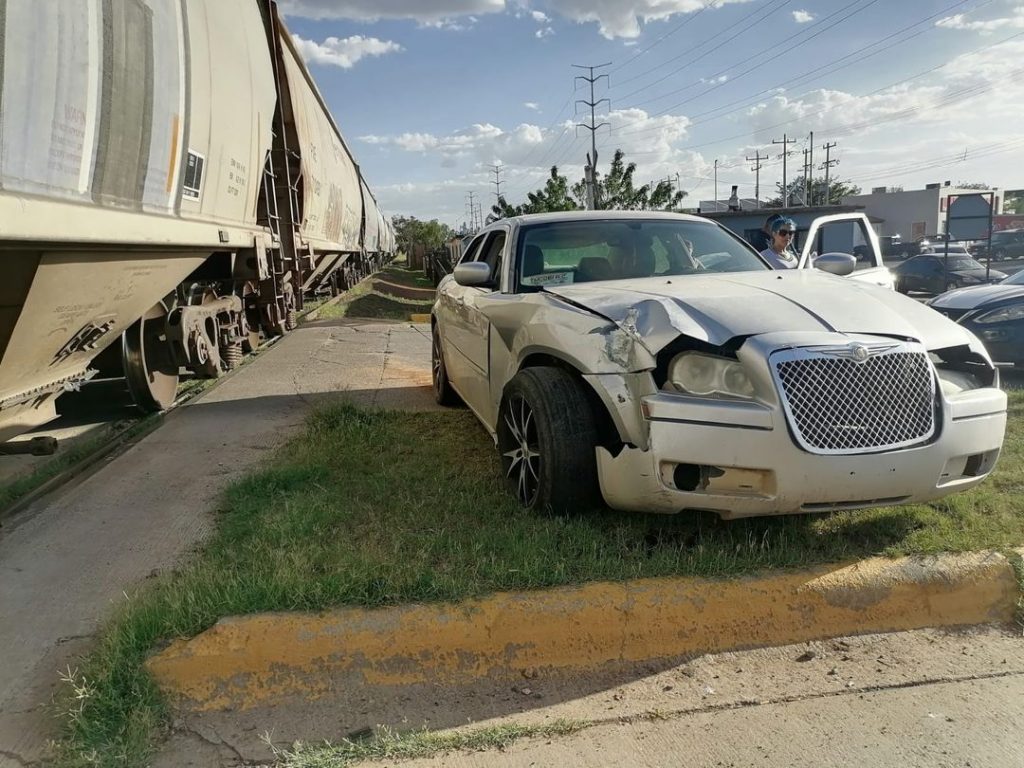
[1004,269,1024,285]
[945,256,985,270]
[516,219,767,289]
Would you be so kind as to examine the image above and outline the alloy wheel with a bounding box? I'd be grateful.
[500,394,541,506]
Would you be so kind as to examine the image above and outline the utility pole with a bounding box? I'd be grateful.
[746,150,768,208]
[820,141,838,206]
[489,164,504,203]
[802,147,810,206]
[466,191,478,231]
[573,63,611,210]
[807,131,815,205]
[772,134,797,207]
[714,159,719,211]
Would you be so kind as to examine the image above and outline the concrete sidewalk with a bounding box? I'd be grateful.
[0,320,436,767]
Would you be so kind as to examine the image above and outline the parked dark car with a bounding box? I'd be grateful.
[974,230,1024,261]
[929,268,1024,364]
[892,253,1006,295]
[854,235,912,261]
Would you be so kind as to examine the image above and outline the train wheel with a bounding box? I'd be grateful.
[123,301,179,413]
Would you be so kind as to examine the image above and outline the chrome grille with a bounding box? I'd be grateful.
[771,343,936,455]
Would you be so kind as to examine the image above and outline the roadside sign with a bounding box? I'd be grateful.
[946,193,993,241]
[945,192,996,281]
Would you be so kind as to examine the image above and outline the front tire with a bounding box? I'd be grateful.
[497,367,601,514]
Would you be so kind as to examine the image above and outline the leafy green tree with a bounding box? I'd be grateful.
[574,149,686,211]
[491,150,686,219]
[490,165,579,220]
[1003,191,1024,215]
[392,215,454,253]
[766,175,862,207]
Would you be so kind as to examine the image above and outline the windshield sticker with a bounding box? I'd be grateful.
[522,271,575,286]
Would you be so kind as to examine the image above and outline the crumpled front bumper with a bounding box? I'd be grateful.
[595,387,1006,519]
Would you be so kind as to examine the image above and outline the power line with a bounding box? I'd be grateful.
[772,134,798,207]
[746,150,769,207]
[489,163,504,202]
[612,0,881,122]
[609,0,719,77]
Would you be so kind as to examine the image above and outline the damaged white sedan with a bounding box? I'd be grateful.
[430,211,1006,518]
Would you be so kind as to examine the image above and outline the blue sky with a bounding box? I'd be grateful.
[280,0,1024,227]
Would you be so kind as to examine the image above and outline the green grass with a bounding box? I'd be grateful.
[54,394,1024,767]
[273,720,584,768]
[376,266,435,290]
[318,291,433,321]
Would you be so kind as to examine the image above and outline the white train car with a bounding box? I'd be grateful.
[0,0,394,445]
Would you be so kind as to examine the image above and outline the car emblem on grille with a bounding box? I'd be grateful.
[813,342,897,362]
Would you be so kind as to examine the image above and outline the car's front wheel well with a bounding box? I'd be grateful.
[518,354,623,453]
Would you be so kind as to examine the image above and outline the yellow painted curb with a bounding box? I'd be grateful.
[409,313,431,323]
[146,551,1021,713]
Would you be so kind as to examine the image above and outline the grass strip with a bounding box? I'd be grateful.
[54,394,1024,766]
[318,292,433,321]
[273,720,584,768]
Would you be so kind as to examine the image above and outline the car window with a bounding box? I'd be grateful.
[516,219,766,291]
[459,234,487,265]
[476,230,507,288]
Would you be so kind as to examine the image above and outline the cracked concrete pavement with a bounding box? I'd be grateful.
[0,319,438,767]
[152,625,1024,767]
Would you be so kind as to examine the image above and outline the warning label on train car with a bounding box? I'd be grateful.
[182,151,206,200]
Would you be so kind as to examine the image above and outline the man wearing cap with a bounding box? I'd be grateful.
[759,216,799,269]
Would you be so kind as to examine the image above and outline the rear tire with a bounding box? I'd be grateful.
[497,367,601,514]
[431,324,461,406]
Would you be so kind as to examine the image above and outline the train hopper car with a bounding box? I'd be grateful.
[0,0,392,445]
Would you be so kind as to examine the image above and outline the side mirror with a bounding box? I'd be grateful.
[453,261,493,287]
[812,252,856,277]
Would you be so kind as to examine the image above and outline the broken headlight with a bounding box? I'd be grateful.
[667,352,755,399]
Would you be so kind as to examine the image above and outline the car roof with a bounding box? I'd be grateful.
[497,210,712,227]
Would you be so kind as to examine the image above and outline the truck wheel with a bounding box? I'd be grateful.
[431,325,461,406]
[497,367,601,514]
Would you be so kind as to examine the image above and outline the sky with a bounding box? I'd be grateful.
[279,0,1024,228]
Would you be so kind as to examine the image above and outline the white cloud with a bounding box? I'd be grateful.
[536,26,555,37]
[701,74,729,84]
[530,9,550,22]
[541,0,753,39]
[792,10,814,23]
[279,0,503,23]
[292,34,402,68]
[524,101,541,111]
[936,6,1024,33]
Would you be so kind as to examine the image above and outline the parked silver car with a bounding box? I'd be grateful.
[431,211,1006,518]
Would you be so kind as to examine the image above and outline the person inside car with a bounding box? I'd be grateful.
[759,216,798,269]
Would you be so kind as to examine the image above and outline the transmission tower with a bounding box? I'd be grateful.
[573,62,611,210]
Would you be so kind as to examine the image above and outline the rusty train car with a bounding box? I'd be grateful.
[0,0,394,445]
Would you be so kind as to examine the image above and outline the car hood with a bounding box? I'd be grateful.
[949,268,1007,281]
[930,282,1024,310]
[543,270,972,353]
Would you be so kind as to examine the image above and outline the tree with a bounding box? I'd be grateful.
[490,165,579,220]
[766,175,862,207]
[1004,191,1024,215]
[573,149,687,211]
[391,215,453,253]
[492,150,687,218]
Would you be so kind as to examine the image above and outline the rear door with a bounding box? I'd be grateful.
[798,213,894,290]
